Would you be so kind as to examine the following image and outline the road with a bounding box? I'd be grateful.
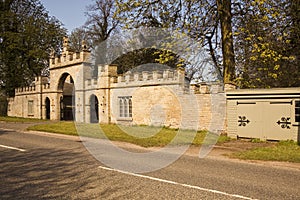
[0,128,299,200]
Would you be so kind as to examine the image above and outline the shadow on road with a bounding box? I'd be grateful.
[0,129,11,136]
[0,147,100,199]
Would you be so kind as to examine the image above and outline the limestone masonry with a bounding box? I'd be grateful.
[8,38,226,132]
[8,38,299,141]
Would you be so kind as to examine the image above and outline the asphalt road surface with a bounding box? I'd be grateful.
[0,128,299,200]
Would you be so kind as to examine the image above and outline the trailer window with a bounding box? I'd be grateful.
[295,101,300,122]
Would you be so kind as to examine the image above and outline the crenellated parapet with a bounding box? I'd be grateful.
[191,82,224,94]
[85,78,99,90]
[15,85,37,94]
[82,64,224,94]
[110,68,186,88]
[49,51,90,69]
[49,37,91,69]
[15,76,50,95]
[83,65,188,90]
[42,83,51,90]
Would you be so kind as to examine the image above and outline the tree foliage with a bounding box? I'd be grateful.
[115,0,235,82]
[112,48,181,74]
[84,0,119,45]
[0,0,66,96]
[233,0,300,88]
[68,27,91,52]
[113,0,299,87]
[0,91,7,116]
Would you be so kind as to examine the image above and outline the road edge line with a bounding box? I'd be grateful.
[98,165,256,200]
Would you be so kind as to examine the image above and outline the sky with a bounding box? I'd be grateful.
[40,0,93,33]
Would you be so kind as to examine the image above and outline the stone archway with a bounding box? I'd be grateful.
[58,73,75,121]
[90,94,99,123]
[45,97,50,120]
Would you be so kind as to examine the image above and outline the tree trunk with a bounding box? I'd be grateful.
[217,0,235,84]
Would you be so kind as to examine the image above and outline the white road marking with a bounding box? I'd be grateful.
[0,144,26,152]
[98,166,256,200]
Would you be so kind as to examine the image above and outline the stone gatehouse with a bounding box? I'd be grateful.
[7,38,300,141]
[7,38,226,132]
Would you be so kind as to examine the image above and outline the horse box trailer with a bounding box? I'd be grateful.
[226,88,300,142]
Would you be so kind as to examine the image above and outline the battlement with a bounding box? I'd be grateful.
[15,85,36,94]
[83,65,187,89]
[81,64,224,94]
[111,68,185,87]
[43,83,51,90]
[49,51,91,69]
[15,76,50,95]
[191,82,224,94]
[49,37,91,69]
[85,78,98,89]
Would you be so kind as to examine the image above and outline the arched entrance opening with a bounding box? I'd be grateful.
[58,73,75,121]
[90,94,99,123]
[45,97,50,120]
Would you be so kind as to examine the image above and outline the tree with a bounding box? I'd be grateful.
[82,0,121,72]
[0,0,66,96]
[84,0,119,45]
[0,90,7,116]
[84,0,180,75]
[115,0,235,82]
[287,0,300,85]
[68,27,91,52]
[112,48,182,74]
[233,0,300,88]
[217,0,235,84]
[87,0,299,86]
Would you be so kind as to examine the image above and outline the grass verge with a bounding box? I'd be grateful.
[0,116,46,123]
[27,121,229,147]
[26,122,300,162]
[231,140,300,163]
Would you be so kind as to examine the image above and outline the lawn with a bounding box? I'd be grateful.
[0,116,46,123]
[231,140,300,163]
[27,121,229,147]
[26,121,300,163]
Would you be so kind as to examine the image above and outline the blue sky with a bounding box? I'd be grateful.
[40,0,93,33]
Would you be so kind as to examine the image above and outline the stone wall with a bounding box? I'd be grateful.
[7,76,47,119]
[107,66,226,131]
[7,41,227,132]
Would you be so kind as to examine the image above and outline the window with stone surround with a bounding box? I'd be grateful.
[28,100,34,116]
[118,96,132,119]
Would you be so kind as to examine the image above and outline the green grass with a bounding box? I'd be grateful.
[250,138,264,143]
[27,122,229,147]
[232,140,300,163]
[0,116,46,123]
[26,122,300,162]
[27,121,76,135]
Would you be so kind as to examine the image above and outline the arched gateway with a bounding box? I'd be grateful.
[58,73,75,121]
